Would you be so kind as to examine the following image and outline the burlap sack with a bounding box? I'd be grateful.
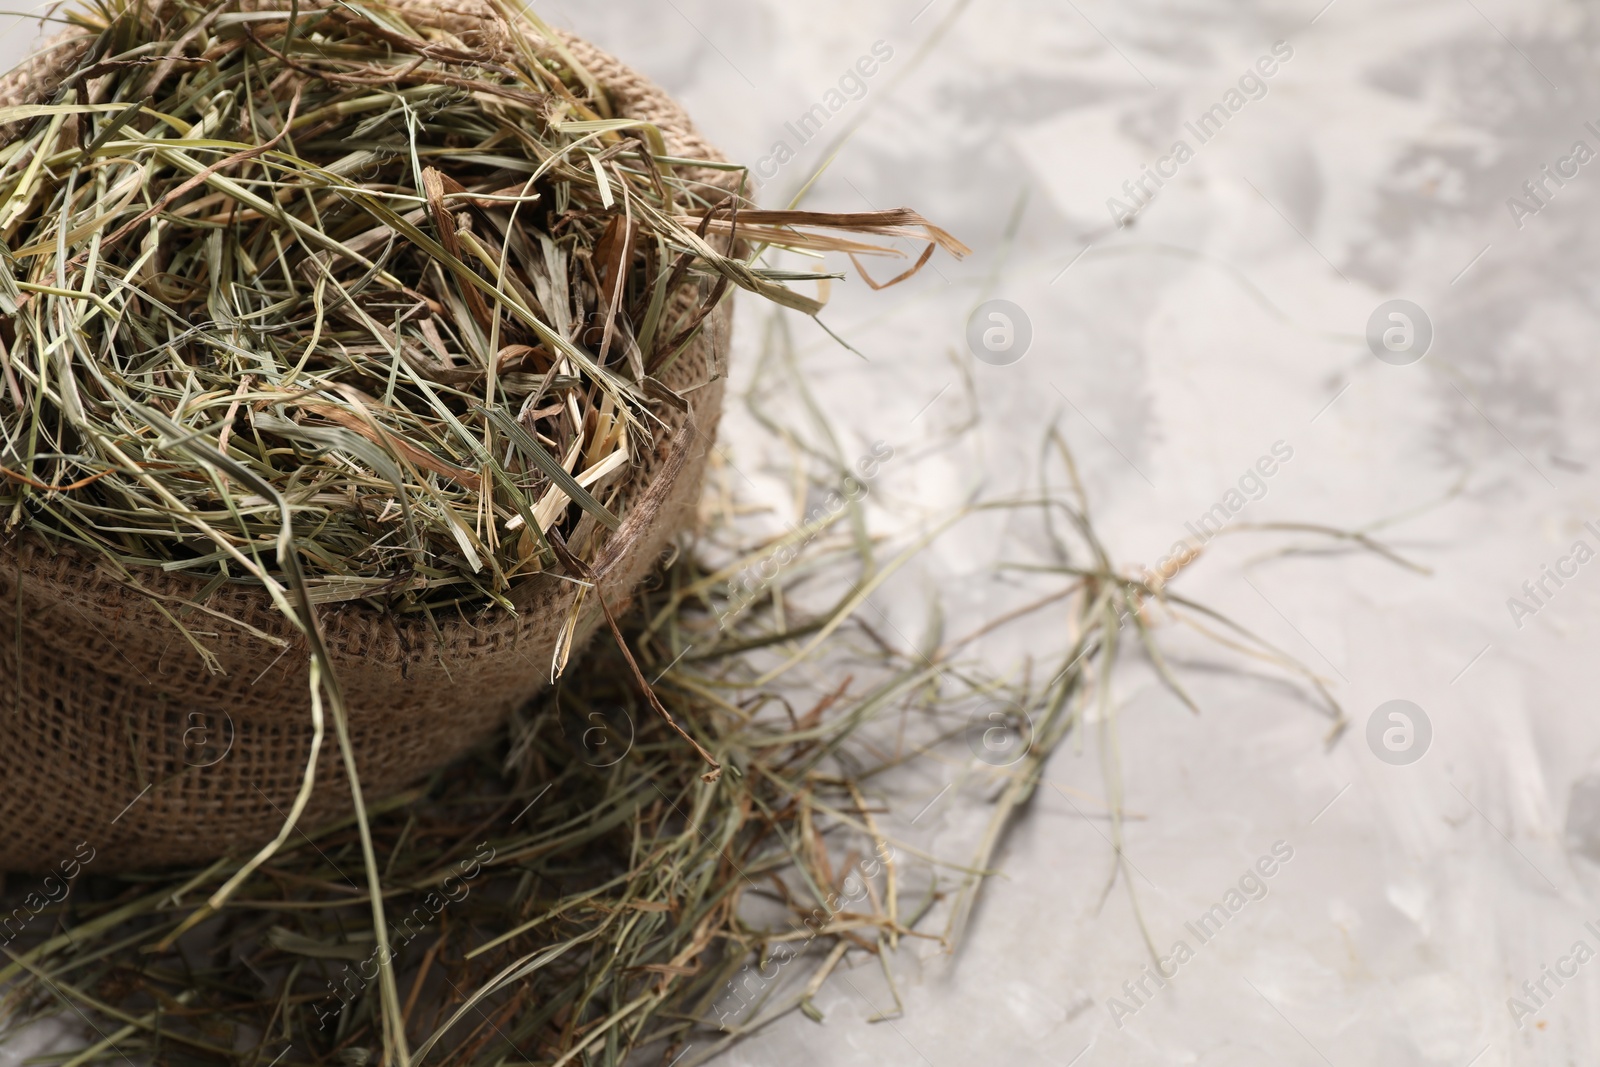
[0,4,733,871]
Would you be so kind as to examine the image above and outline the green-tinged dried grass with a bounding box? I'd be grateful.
[0,0,961,612]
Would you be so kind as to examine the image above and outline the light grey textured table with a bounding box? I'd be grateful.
[4,2,1598,1063]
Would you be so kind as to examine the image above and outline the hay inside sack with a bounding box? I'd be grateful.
[0,0,956,617]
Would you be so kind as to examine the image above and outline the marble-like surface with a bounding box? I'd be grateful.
[5,1,1600,1063]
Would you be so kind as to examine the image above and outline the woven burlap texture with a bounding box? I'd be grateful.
[0,3,732,872]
